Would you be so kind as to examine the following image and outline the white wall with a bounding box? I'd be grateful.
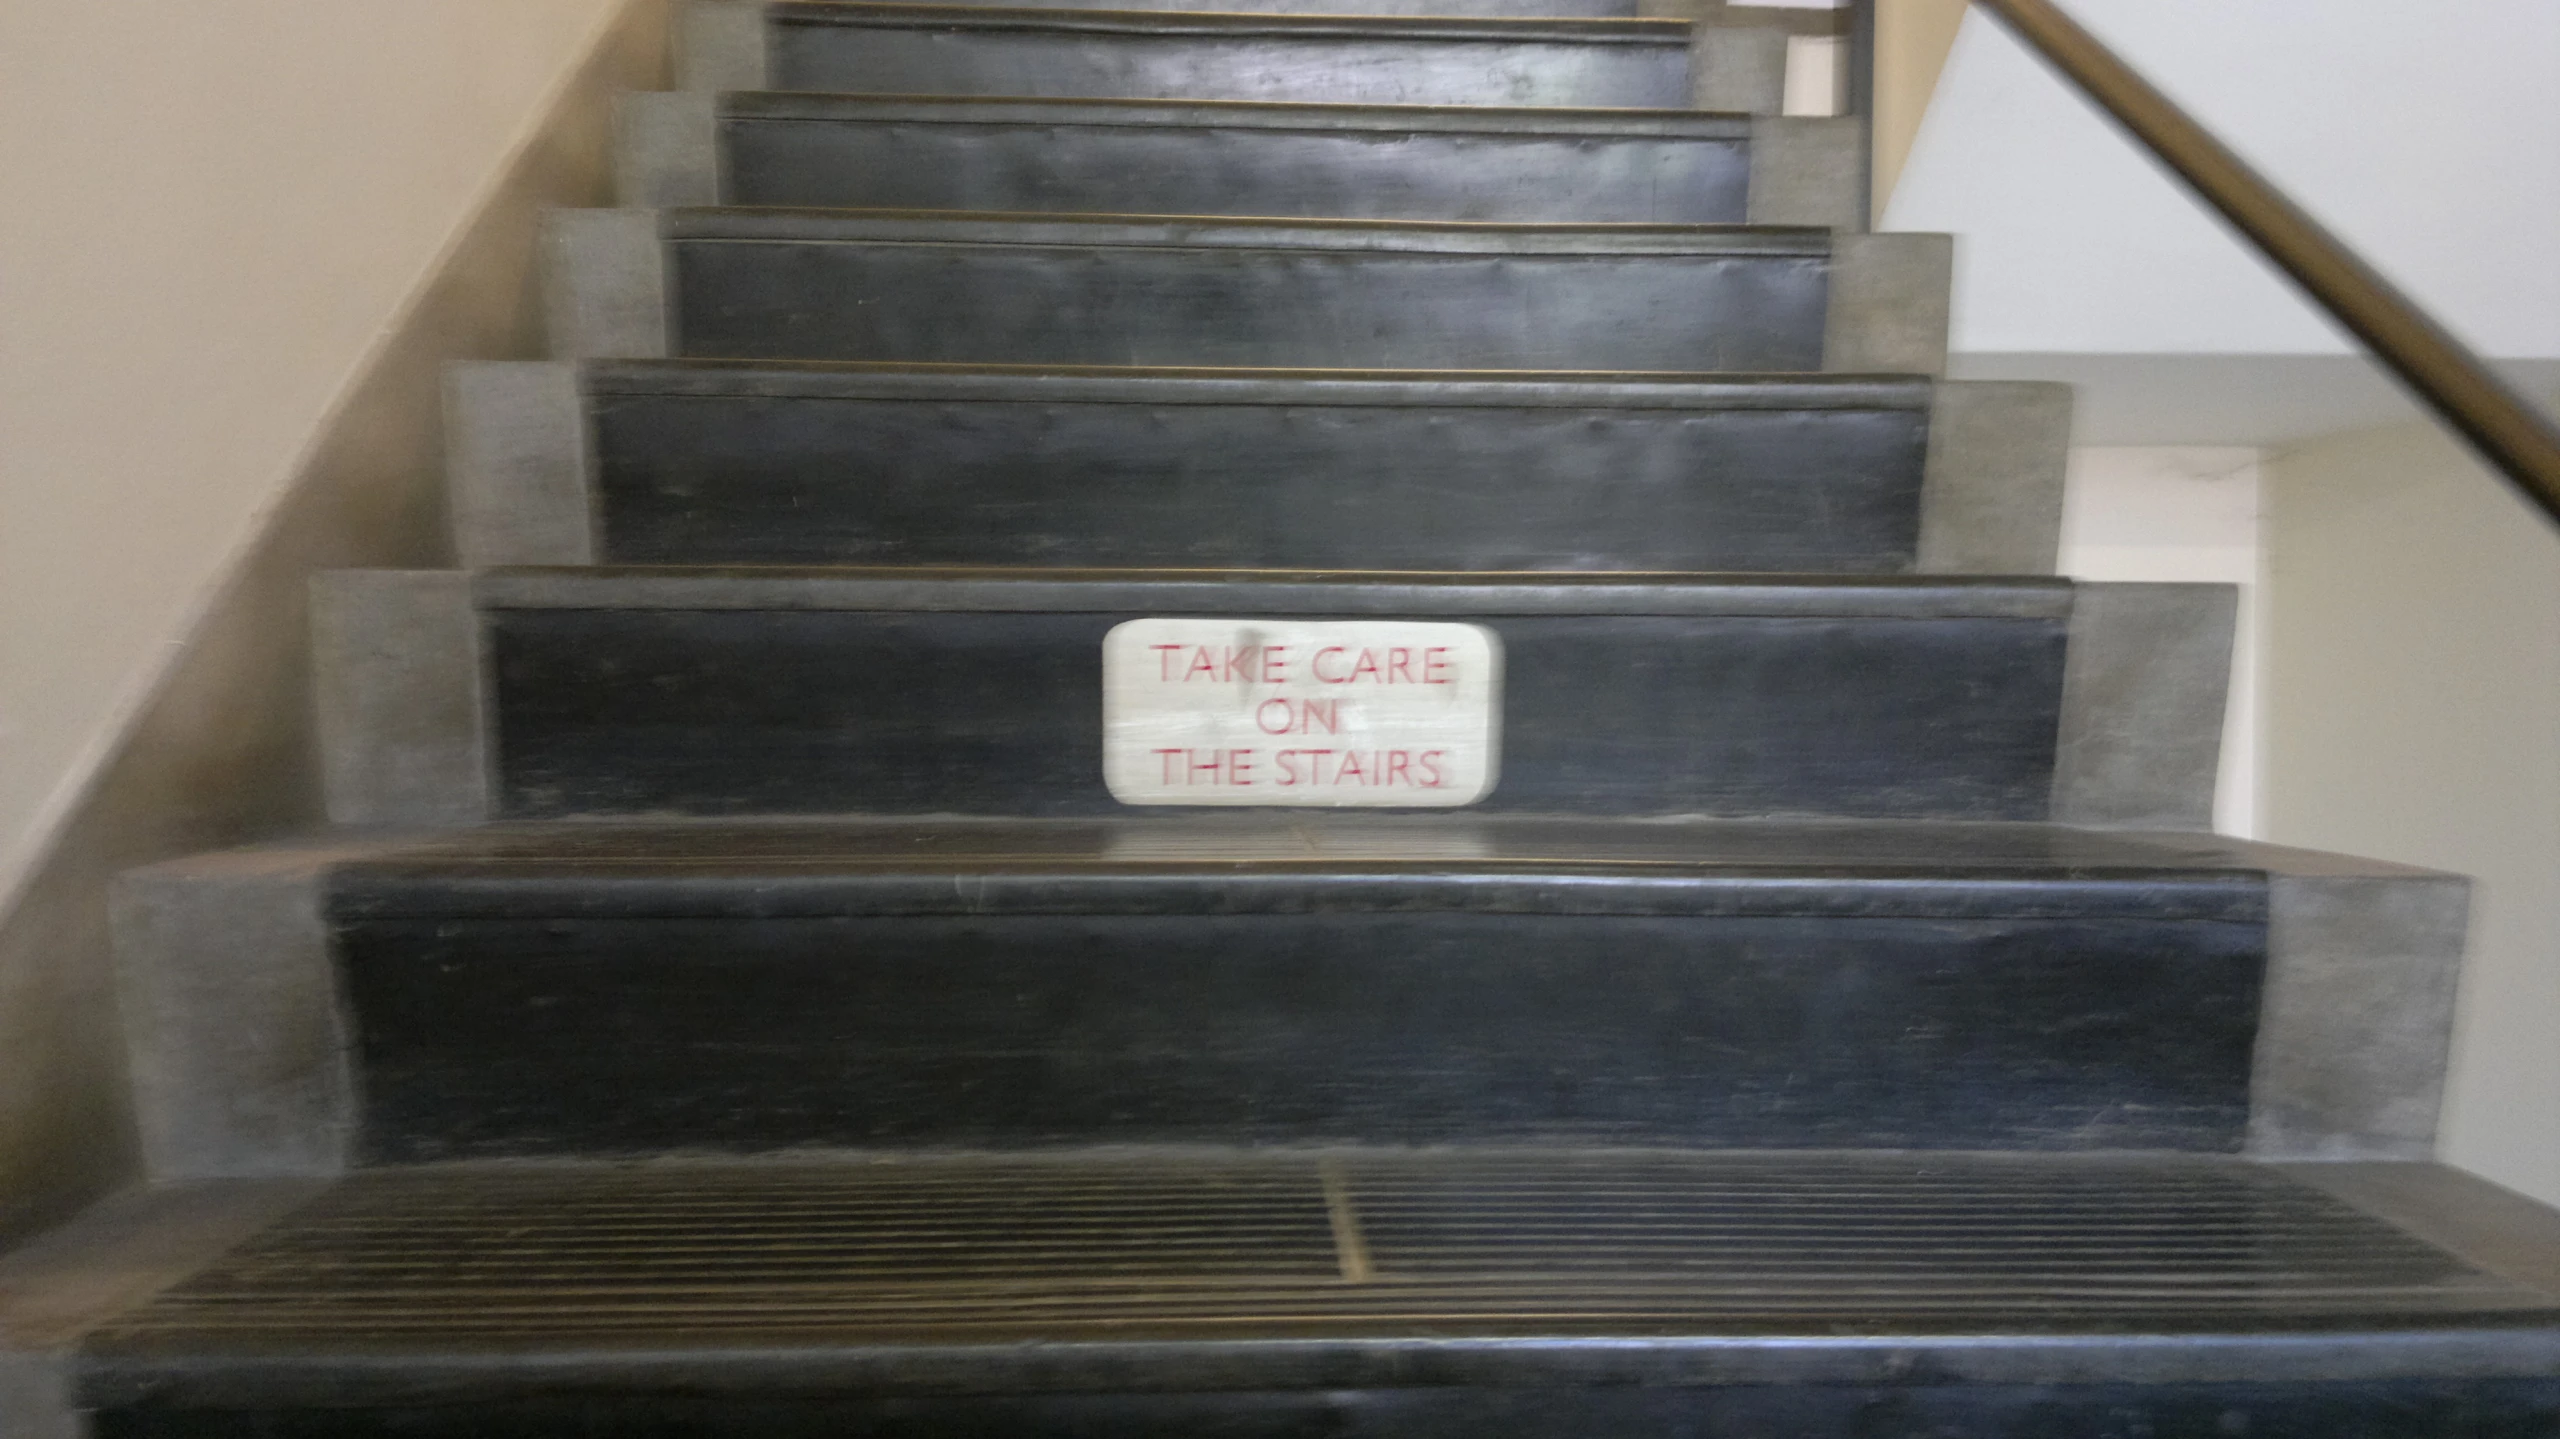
[2058,449,2264,837]
[1889,0,2560,357]
[0,0,632,917]
[2261,422,2560,1207]
[1883,0,2560,443]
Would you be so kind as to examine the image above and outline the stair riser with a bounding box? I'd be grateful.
[453,366,2070,575]
[763,23,1691,108]
[669,236,1828,371]
[340,909,2263,1160]
[317,575,2231,833]
[544,212,1951,375]
[484,605,2067,819]
[720,114,1751,223]
[586,384,1931,570]
[110,835,2464,1180]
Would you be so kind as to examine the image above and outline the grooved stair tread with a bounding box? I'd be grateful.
[766,2,1691,42]
[65,1154,2560,1408]
[723,90,1750,137]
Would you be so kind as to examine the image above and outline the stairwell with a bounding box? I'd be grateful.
[6,0,2560,1433]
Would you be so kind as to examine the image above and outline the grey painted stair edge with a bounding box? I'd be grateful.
[311,572,491,827]
[105,818,2463,1181]
[613,90,1861,233]
[0,1180,327,1439]
[444,361,2057,574]
[1686,19,1784,115]
[2052,582,2234,829]
[1746,114,1863,233]
[614,90,716,210]
[534,207,1950,372]
[109,843,373,1181]
[0,1352,72,1439]
[674,0,1788,113]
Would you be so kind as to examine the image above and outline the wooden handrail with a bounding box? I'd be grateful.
[1963,0,2560,524]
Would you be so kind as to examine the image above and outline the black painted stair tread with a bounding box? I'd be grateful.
[665,209,1830,370]
[758,3,1693,107]
[582,361,1932,569]
[331,813,2302,911]
[74,1155,2560,1430]
[714,93,1753,221]
[474,566,2070,820]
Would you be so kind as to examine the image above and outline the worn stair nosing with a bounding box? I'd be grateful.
[766,2,1694,44]
[666,205,1832,255]
[470,566,2077,619]
[328,864,2270,923]
[724,90,1752,138]
[582,358,1934,409]
[78,1326,2560,1406]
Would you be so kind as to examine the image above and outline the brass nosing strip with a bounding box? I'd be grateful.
[1317,1159,1374,1285]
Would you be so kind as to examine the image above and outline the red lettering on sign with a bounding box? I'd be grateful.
[1255,698,1341,734]
[1154,747,1262,785]
[1307,645,1452,686]
[1253,747,1458,789]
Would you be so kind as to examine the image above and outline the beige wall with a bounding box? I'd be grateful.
[1871,0,1969,213]
[2264,421,2560,1206]
[0,0,663,1238]
[0,1,634,908]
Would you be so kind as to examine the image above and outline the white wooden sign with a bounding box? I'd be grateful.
[1102,618,1501,807]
